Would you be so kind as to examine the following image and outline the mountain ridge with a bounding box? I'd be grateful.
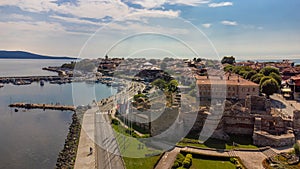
[0,50,77,60]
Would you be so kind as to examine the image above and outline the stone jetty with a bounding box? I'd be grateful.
[56,113,81,169]
[9,102,75,111]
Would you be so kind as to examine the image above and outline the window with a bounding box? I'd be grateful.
[253,88,255,92]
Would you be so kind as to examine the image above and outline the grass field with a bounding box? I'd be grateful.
[112,122,161,158]
[123,155,162,169]
[178,135,258,150]
[190,158,236,169]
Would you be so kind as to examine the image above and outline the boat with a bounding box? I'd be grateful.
[40,80,44,86]
[0,84,4,88]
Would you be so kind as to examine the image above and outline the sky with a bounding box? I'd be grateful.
[0,0,300,60]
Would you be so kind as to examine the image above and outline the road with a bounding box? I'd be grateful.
[95,109,124,169]
[94,81,145,169]
[270,94,300,117]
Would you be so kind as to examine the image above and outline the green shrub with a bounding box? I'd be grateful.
[186,154,192,160]
[236,164,242,169]
[111,118,120,125]
[173,153,185,168]
[172,161,180,168]
[230,157,237,164]
[182,154,192,168]
[182,159,191,168]
[294,142,300,156]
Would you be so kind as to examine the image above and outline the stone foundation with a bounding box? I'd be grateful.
[253,131,295,147]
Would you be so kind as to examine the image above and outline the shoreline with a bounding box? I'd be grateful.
[55,112,81,169]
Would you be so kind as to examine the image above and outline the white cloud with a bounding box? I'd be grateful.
[0,20,65,38]
[221,20,238,26]
[0,0,59,12]
[202,23,211,28]
[50,15,103,26]
[129,0,210,9]
[166,0,210,6]
[8,14,33,21]
[208,2,233,8]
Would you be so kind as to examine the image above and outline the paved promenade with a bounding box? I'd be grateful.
[155,147,181,169]
[74,107,96,169]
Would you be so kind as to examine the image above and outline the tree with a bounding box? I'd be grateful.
[232,66,243,74]
[250,73,264,84]
[269,72,282,86]
[260,78,279,97]
[239,70,248,76]
[160,62,167,70]
[243,70,257,80]
[167,79,179,92]
[152,79,167,90]
[224,65,234,72]
[221,56,236,65]
[133,93,147,102]
[259,76,272,86]
[61,61,76,69]
[259,66,280,76]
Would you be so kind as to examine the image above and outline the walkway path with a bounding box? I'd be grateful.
[270,94,300,117]
[155,147,181,169]
[235,150,265,169]
[74,108,96,169]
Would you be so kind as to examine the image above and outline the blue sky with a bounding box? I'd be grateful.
[0,0,299,60]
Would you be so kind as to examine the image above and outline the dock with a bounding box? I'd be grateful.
[9,102,76,112]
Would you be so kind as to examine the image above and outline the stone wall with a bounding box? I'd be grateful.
[150,107,179,136]
[245,95,271,115]
[293,110,300,138]
[223,115,254,135]
[253,131,295,147]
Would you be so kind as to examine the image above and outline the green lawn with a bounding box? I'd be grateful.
[112,122,161,158]
[190,158,236,169]
[174,152,239,169]
[178,135,258,150]
[123,155,161,169]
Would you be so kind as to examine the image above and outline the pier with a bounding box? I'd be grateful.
[9,102,76,111]
[0,75,72,85]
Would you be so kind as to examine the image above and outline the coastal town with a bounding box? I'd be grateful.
[4,55,300,169]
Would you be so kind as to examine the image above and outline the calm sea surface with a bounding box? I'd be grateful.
[236,59,300,65]
[0,59,116,169]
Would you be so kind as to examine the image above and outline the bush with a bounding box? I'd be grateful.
[172,161,180,168]
[236,164,242,169]
[230,157,237,164]
[186,154,192,159]
[182,159,191,168]
[294,142,300,156]
[111,118,120,125]
[182,154,192,168]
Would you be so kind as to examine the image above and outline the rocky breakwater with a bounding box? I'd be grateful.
[56,113,81,169]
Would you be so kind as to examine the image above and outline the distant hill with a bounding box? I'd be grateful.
[0,51,77,60]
